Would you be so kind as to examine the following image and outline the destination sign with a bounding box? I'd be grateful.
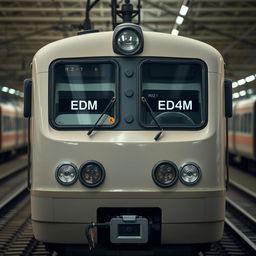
[142,90,199,112]
[58,91,114,114]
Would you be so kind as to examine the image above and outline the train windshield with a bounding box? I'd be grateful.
[140,62,207,128]
[51,62,117,128]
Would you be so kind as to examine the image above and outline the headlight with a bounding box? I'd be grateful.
[152,161,178,188]
[180,162,201,185]
[113,24,144,55]
[55,162,78,186]
[79,161,105,188]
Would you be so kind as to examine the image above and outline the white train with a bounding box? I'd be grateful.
[24,22,232,255]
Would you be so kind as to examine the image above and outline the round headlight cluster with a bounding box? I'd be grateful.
[180,163,201,185]
[113,24,144,56]
[79,161,105,188]
[55,161,105,187]
[55,162,78,186]
[152,161,178,188]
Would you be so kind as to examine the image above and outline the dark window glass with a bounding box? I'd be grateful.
[235,115,240,132]
[3,116,12,132]
[228,117,233,131]
[248,113,252,133]
[140,62,206,128]
[52,62,117,127]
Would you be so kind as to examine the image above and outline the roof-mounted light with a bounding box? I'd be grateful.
[113,23,144,56]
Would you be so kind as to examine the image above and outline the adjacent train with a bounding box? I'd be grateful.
[228,97,256,170]
[24,22,232,255]
[0,102,27,159]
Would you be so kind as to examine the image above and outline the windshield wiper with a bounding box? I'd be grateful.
[141,97,164,141]
[87,96,116,136]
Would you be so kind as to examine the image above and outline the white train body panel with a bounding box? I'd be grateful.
[30,30,226,245]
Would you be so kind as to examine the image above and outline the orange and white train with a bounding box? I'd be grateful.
[0,102,27,158]
[228,97,256,169]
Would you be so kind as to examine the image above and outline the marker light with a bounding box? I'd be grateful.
[152,161,178,188]
[55,162,78,186]
[180,163,201,185]
[79,161,105,187]
[113,24,144,56]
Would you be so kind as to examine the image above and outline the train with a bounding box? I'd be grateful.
[228,97,256,171]
[24,21,232,256]
[0,102,27,159]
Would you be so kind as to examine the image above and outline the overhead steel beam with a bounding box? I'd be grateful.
[1,7,256,12]
[222,23,256,55]
[143,0,256,48]
[0,25,62,45]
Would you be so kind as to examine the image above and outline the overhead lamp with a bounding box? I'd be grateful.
[179,5,189,16]
[237,79,246,86]
[232,82,238,88]
[9,88,15,94]
[176,16,184,25]
[245,75,255,83]
[2,86,9,92]
[171,28,179,36]
[233,93,239,99]
[239,90,246,96]
[247,89,253,95]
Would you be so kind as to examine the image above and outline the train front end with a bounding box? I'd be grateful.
[29,24,226,253]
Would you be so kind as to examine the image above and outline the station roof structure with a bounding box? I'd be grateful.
[0,0,255,96]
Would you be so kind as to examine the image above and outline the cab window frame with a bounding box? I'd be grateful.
[49,58,119,130]
[138,58,208,130]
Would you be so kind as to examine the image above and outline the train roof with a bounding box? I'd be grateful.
[33,30,223,74]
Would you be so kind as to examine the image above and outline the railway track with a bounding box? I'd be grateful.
[205,179,256,256]
[0,159,50,256]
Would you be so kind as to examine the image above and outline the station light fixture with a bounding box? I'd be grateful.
[237,79,246,86]
[8,88,16,95]
[245,75,255,83]
[2,86,9,92]
[239,90,246,97]
[171,28,179,36]
[175,16,184,25]
[171,0,190,36]
[247,89,253,95]
[232,82,238,88]
[179,5,189,16]
[233,92,239,99]
[0,85,24,98]
[232,74,256,99]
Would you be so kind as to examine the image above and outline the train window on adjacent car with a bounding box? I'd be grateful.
[3,116,12,132]
[50,61,117,128]
[140,61,207,129]
[248,113,252,133]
